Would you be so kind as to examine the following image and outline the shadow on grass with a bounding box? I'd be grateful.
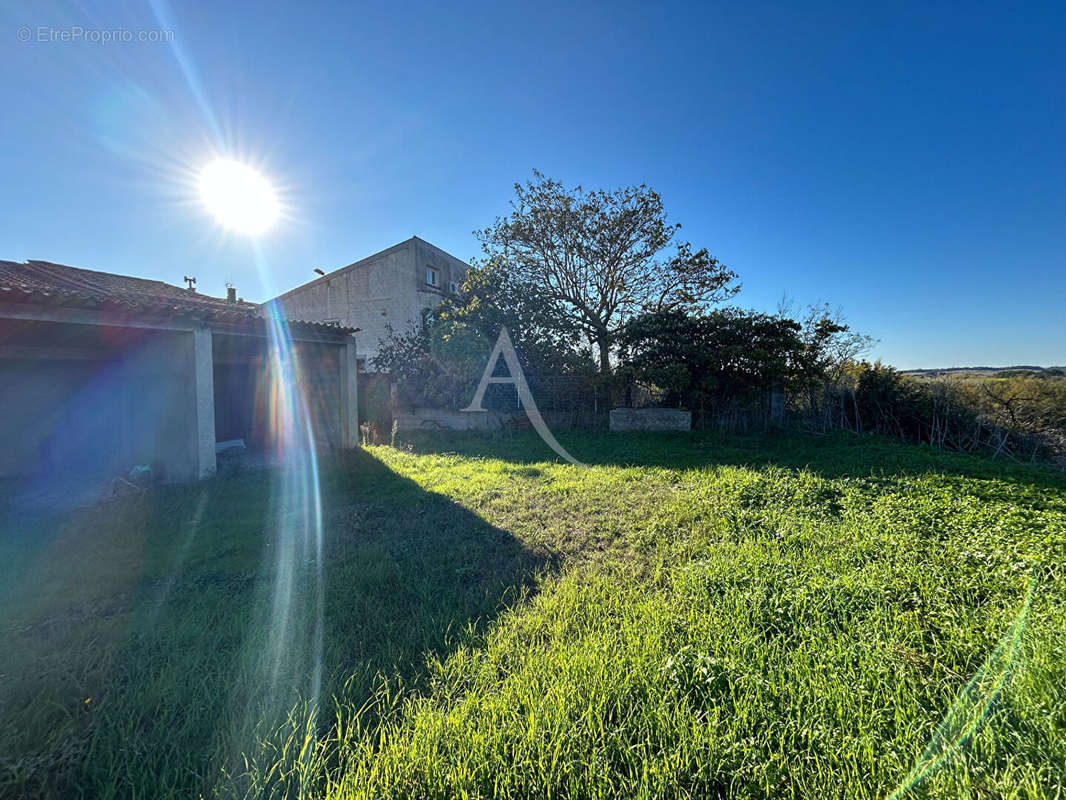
[0,449,549,799]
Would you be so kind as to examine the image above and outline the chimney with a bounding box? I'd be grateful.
[227,286,237,303]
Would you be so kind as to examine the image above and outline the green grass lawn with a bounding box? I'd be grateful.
[1,431,1064,799]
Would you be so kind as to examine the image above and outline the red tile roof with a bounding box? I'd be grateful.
[0,260,353,335]
[0,260,255,310]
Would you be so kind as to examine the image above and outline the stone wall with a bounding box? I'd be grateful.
[393,407,517,433]
[609,408,692,432]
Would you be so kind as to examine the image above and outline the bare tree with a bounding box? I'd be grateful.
[476,171,739,372]
[779,299,876,382]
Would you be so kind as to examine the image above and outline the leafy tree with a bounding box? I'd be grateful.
[435,258,589,377]
[373,261,594,410]
[618,309,810,422]
[476,171,739,372]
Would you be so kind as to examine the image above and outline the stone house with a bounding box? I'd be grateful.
[269,237,470,367]
[0,261,357,492]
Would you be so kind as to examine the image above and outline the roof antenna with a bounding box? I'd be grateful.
[183,276,197,292]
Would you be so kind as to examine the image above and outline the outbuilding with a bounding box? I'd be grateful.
[0,261,357,496]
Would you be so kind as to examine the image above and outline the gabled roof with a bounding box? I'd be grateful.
[271,235,470,301]
[0,260,354,336]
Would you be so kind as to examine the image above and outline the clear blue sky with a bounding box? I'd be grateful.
[2,0,1063,368]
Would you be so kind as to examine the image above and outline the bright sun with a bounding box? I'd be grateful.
[198,158,280,235]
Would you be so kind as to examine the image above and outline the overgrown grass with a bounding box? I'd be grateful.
[1,431,1064,798]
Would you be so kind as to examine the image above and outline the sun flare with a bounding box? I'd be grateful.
[198,158,280,234]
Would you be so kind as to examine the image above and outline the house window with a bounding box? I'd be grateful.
[425,266,440,287]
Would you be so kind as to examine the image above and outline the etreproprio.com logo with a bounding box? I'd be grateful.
[17,26,174,43]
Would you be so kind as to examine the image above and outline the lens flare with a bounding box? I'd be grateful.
[250,300,326,750]
[887,575,1037,799]
[198,158,279,234]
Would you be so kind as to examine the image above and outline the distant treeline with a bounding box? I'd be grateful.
[902,366,1065,378]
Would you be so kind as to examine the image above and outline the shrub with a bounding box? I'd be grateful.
[815,363,1060,462]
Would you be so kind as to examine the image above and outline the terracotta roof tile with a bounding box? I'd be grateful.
[0,260,354,336]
